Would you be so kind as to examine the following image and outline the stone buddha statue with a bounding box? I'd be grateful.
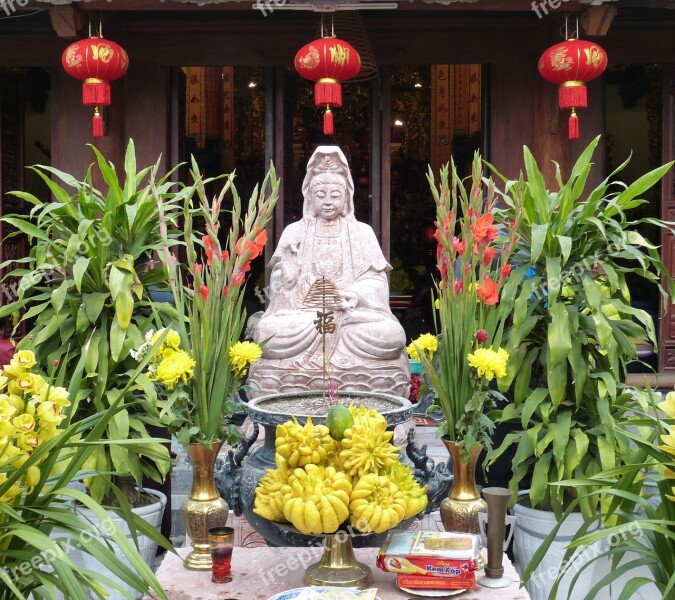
[247,146,410,398]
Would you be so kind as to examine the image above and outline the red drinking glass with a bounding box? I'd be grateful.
[208,526,234,583]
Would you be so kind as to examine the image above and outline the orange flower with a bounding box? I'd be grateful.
[501,264,512,278]
[222,250,230,262]
[254,229,268,252]
[200,284,209,300]
[476,277,499,305]
[452,236,465,254]
[483,247,498,265]
[472,214,498,246]
[233,271,246,287]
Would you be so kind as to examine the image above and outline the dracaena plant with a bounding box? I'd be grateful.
[0,140,180,503]
[522,389,675,600]
[486,136,675,517]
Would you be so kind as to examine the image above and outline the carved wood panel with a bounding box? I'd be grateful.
[659,66,675,370]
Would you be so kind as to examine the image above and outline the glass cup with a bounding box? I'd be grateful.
[208,526,234,583]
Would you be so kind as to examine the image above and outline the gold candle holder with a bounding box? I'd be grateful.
[303,533,374,589]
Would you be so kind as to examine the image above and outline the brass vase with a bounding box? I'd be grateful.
[181,441,229,570]
[440,438,487,535]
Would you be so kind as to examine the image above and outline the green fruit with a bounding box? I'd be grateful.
[326,404,354,441]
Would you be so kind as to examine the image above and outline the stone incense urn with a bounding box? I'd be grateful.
[214,391,452,548]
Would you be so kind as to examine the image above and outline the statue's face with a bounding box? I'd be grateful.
[312,183,346,221]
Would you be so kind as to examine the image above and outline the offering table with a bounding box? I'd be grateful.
[146,546,531,599]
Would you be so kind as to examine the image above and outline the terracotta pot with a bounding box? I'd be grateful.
[439,438,487,534]
[181,441,229,570]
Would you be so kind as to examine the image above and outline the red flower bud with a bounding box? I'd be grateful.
[194,263,203,274]
[53,359,60,368]
[233,271,246,287]
[454,280,464,294]
[222,284,229,298]
[477,329,488,343]
[501,264,512,278]
[200,284,209,300]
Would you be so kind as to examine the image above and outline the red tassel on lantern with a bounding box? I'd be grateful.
[568,109,579,139]
[315,78,342,107]
[323,106,334,136]
[558,81,587,110]
[92,107,104,137]
[83,78,111,106]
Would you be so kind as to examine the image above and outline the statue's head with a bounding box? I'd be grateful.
[302,146,355,219]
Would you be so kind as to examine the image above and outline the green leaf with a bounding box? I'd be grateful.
[557,235,572,264]
[51,279,71,313]
[531,223,549,263]
[83,292,108,323]
[73,256,91,293]
[1,217,49,241]
[521,388,548,428]
[530,451,552,506]
[548,302,572,367]
[110,317,126,362]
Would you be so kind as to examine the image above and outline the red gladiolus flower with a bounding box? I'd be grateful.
[222,284,229,298]
[472,214,498,246]
[440,258,449,282]
[483,247,499,265]
[453,236,465,254]
[254,229,268,251]
[241,260,251,274]
[194,263,203,275]
[222,250,230,262]
[501,264,512,278]
[200,284,209,300]
[477,329,488,343]
[233,271,246,287]
[433,228,441,243]
[454,280,464,294]
[436,243,443,262]
[206,247,214,267]
[476,277,499,305]
[443,211,452,233]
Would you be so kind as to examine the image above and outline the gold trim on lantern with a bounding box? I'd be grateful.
[560,80,585,88]
[84,77,105,85]
[318,78,339,84]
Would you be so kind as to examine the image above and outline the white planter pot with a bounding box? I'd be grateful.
[77,488,167,600]
[513,503,599,600]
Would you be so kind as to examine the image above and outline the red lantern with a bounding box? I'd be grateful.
[62,36,129,137]
[538,39,607,139]
[295,37,361,135]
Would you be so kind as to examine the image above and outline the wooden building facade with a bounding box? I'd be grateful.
[0,0,674,370]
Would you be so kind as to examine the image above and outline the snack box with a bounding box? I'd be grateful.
[376,531,479,590]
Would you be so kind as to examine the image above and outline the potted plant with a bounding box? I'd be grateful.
[411,153,524,533]
[137,157,279,570]
[523,388,675,600]
[486,136,675,599]
[0,140,180,504]
[0,349,170,600]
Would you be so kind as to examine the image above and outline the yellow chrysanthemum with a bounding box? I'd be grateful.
[229,341,262,377]
[467,347,509,381]
[11,350,36,369]
[149,349,195,390]
[406,333,439,361]
[152,328,181,350]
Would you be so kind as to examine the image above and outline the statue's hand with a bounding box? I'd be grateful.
[340,291,358,312]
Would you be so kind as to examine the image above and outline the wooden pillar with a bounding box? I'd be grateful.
[380,65,391,261]
[123,60,171,173]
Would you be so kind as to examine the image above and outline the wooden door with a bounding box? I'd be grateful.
[0,69,26,337]
[659,66,675,371]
